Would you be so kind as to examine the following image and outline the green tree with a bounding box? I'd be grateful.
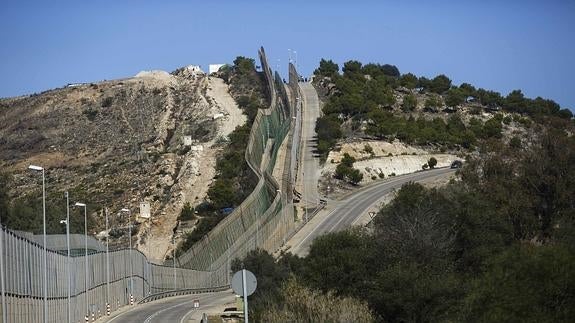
[425,94,442,111]
[314,59,339,78]
[459,82,477,98]
[445,87,465,107]
[402,94,418,112]
[342,60,363,77]
[428,157,438,168]
[400,73,418,89]
[429,74,452,94]
[233,56,256,74]
[462,245,575,322]
[207,179,235,209]
[505,89,527,113]
[178,202,195,221]
[348,168,364,185]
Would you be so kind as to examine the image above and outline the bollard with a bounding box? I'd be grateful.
[117,299,120,310]
[107,303,111,315]
[130,294,134,305]
[85,314,89,322]
[92,311,95,322]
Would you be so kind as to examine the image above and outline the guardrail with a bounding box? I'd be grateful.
[138,285,230,304]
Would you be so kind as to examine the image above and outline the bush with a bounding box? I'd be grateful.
[101,96,113,108]
[178,202,195,221]
[402,94,417,112]
[261,279,375,323]
[428,157,438,168]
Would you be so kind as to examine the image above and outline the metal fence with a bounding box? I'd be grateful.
[0,47,301,323]
[0,224,226,323]
[176,48,300,275]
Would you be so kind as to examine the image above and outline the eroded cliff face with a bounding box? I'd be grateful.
[0,67,246,260]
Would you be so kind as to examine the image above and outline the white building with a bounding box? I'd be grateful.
[209,64,226,74]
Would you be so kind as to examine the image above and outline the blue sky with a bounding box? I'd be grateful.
[1,0,574,109]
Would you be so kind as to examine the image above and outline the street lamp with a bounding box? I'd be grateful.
[61,191,71,323]
[28,164,48,323]
[74,202,89,320]
[172,237,177,291]
[105,208,110,314]
[293,50,298,69]
[120,208,133,303]
[0,200,6,323]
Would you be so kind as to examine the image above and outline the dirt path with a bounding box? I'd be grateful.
[207,77,246,136]
[137,76,247,261]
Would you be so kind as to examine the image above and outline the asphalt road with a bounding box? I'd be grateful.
[297,82,321,212]
[287,168,456,256]
[105,290,235,323]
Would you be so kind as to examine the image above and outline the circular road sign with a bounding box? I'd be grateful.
[231,270,257,297]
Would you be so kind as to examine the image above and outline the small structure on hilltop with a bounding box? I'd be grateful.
[209,64,226,74]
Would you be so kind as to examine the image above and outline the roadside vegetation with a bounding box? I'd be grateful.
[235,117,575,321]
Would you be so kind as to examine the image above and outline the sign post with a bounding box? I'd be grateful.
[231,269,257,323]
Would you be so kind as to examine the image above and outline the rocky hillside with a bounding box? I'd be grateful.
[0,65,251,260]
[311,59,573,193]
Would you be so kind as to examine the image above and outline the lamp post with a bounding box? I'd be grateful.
[28,165,47,323]
[293,50,298,70]
[172,237,177,291]
[61,192,71,323]
[120,208,133,301]
[105,207,110,313]
[74,202,88,320]
[0,201,7,323]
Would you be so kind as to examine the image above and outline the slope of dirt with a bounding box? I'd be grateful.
[139,76,248,261]
[0,68,235,259]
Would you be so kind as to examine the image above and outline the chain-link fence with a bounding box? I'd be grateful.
[176,48,299,276]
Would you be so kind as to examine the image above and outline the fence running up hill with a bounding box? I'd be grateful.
[0,47,299,323]
[175,47,298,273]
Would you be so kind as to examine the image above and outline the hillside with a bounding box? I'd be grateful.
[311,59,573,193]
[0,62,263,260]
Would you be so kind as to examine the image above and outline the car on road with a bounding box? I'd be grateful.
[451,160,463,169]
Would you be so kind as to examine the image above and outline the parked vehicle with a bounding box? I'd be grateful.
[451,160,463,169]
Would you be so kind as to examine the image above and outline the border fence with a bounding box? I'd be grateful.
[175,47,300,273]
[0,47,300,323]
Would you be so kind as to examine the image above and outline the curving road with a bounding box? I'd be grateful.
[105,290,235,323]
[287,168,456,256]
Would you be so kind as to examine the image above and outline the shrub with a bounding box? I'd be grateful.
[101,96,113,108]
[178,202,195,221]
[428,157,438,168]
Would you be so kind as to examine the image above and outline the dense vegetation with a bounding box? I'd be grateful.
[177,57,266,255]
[235,120,575,321]
[0,172,101,234]
[314,59,573,160]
